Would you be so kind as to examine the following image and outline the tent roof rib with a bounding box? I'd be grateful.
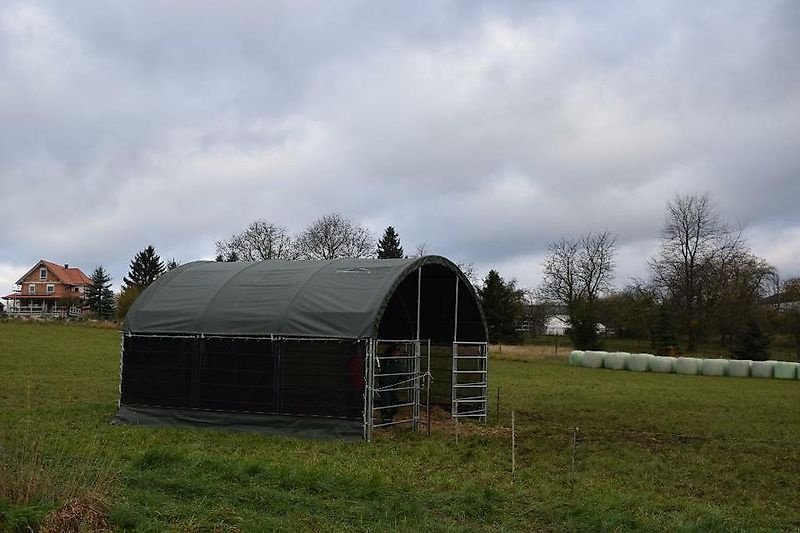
[195,259,268,331]
[276,259,338,332]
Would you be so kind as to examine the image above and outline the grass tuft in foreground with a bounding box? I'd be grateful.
[0,433,116,532]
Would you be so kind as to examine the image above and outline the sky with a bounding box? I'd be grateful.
[1,0,799,297]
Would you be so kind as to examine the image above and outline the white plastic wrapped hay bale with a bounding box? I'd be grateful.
[750,360,776,379]
[675,357,701,375]
[582,351,606,369]
[603,352,629,370]
[568,350,585,366]
[727,360,751,378]
[627,353,654,372]
[773,361,798,380]
[650,356,676,374]
[700,358,729,377]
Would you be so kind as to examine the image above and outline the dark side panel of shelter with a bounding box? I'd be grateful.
[114,256,488,440]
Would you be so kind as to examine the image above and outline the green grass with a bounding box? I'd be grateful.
[1,321,798,531]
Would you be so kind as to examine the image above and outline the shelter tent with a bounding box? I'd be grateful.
[114,256,488,440]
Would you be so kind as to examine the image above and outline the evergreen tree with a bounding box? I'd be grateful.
[86,266,116,319]
[123,245,165,290]
[101,286,116,318]
[376,226,404,259]
[731,319,772,361]
[652,304,678,356]
[539,232,616,350]
[166,258,180,270]
[477,270,525,344]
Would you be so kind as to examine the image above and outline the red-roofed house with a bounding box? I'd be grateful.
[2,260,92,318]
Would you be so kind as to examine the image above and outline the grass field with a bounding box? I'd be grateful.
[1,321,798,531]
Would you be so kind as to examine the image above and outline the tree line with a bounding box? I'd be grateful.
[93,216,474,322]
[213,213,404,262]
[83,199,799,362]
[518,193,799,360]
[86,216,408,320]
[84,245,180,320]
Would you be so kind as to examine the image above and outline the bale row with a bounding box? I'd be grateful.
[568,350,800,380]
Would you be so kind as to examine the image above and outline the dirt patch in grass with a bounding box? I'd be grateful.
[376,406,510,440]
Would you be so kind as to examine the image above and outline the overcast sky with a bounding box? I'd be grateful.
[1,0,799,296]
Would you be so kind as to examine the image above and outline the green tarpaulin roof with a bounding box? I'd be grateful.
[124,255,485,339]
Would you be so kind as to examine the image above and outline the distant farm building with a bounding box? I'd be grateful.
[544,315,606,336]
[762,280,800,312]
[2,260,91,318]
[545,315,570,335]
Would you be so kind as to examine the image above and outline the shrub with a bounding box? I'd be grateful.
[731,319,772,361]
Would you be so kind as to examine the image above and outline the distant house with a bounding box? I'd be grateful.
[762,282,800,312]
[2,260,92,318]
[544,314,607,336]
[544,315,570,336]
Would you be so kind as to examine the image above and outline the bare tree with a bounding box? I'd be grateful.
[650,194,731,351]
[595,282,658,341]
[711,249,776,347]
[539,232,616,307]
[408,242,478,286]
[215,220,295,261]
[539,237,579,305]
[539,231,616,349]
[456,260,478,285]
[294,213,375,260]
[775,277,800,359]
[649,193,778,351]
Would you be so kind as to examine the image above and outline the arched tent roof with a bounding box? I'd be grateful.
[124,256,487,341]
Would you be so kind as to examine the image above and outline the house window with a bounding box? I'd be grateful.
[39,268,47,280]
[46,284,55,294]
[28,284,36,294]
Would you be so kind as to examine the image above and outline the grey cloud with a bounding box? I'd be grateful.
[1,0,798,294]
